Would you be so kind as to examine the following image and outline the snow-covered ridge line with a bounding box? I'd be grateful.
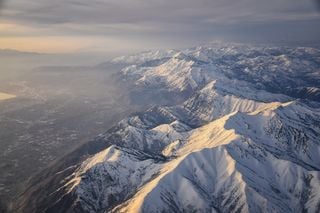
[118,44,320,102]
[65,99,320,213]
[14,44,320,213]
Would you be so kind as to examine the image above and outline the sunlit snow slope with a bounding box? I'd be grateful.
[15,44,320,213]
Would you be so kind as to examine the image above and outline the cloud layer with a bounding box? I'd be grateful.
[0,0,320,53]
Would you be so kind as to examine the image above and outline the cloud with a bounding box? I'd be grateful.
[2,0,317,25]
[0,0,319,53]
[0,0,6,15]
[313,0,320,11]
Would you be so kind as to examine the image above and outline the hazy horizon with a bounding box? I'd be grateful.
[0,0,320,54]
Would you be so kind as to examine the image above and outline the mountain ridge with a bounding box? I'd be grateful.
[13,44,320,213]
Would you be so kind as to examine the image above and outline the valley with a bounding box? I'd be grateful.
[11,44,320,213]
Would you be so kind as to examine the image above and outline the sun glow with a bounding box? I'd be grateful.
[0,36,97,53]
[0,92,16,101]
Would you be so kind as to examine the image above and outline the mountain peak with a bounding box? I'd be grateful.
[14,44,320,213]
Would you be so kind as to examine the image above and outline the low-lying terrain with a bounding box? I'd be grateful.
[0,52,148,210]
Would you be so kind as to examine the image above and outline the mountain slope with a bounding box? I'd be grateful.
[13,44,320,213]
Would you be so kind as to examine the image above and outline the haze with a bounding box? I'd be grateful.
[0,0,320,54]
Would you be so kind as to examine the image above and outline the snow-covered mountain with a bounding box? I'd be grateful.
[14,44,320,213]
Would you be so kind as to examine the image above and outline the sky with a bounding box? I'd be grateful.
[0,0,320,54]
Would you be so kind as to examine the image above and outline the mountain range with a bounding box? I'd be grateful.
[13,44,320,213]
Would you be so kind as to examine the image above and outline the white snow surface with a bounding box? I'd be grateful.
[61,44,320,213]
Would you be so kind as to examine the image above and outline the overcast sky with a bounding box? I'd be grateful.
[0,0,320,53]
